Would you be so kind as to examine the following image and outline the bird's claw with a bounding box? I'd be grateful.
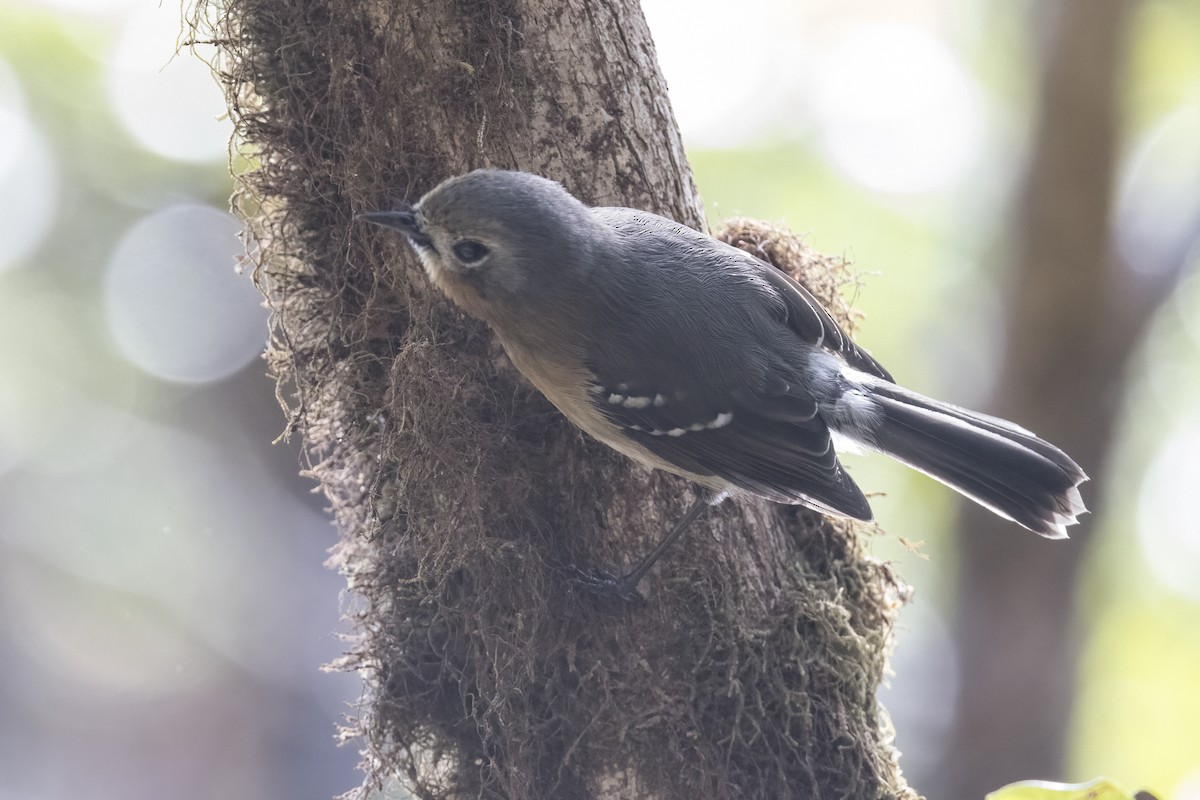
[565,564,646,605]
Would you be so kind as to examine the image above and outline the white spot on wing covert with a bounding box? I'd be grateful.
[605,390,655,408]
[631,411,734,436]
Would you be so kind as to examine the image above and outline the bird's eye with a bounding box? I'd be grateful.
[452,240,490,265]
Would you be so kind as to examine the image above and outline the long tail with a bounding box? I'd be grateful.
[852,381,1088,538]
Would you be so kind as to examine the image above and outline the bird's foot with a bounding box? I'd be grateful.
[565,564,646,605]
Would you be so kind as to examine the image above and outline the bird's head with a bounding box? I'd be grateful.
[360,169,596,323]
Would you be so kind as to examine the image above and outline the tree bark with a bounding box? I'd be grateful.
[932,1,1144,797]
[197,1,914,798]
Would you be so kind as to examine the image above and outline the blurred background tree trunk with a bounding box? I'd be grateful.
[200,0,913,798]
[928,1,1180,796]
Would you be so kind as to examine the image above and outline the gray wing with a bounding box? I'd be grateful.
[588,369,872,519]
[584,210,874,518]
[753,263,893,382]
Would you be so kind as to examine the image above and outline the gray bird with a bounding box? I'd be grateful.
[361,169,1087,596]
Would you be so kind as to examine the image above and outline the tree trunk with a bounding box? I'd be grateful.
[196,1,914,797]
[932,1,1142,797]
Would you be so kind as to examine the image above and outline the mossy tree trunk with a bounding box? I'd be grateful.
[197,1,914,797]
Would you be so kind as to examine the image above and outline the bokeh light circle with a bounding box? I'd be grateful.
[1117,105,1200,276]
[0,57,58,273]
[103,204,266,384]
[1137,421,1200,601]
[106,3,231,162]
[13,0,140,15]
[642,0,790,148]
[812,23,985,195]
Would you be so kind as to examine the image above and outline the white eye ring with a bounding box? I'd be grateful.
[452,239,490,265]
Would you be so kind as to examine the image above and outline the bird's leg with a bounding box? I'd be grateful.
[570,490,725,602]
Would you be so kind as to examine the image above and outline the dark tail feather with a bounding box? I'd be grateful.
[864,384,1088,538]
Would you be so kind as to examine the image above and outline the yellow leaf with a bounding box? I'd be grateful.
[986,777,1138,800]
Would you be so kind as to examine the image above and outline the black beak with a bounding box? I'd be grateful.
[357,206,434,249]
